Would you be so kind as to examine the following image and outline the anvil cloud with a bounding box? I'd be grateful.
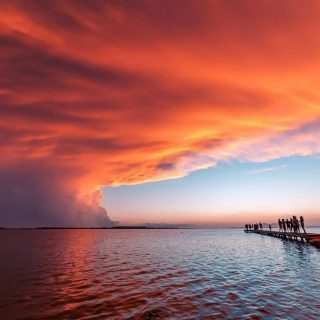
[1,1,320,226]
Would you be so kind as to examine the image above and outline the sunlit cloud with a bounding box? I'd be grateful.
[1,1,320,225]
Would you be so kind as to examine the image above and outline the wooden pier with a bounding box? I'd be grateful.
[245,229,320,248]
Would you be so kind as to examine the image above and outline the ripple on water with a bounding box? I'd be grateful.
[1,229,320,320]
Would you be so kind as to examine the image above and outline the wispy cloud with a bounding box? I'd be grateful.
[245,165,287,175]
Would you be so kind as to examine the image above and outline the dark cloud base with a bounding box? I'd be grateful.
[0,160,118,228]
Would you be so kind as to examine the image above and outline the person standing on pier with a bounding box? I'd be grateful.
[300,216,306,233]
[292,216,300,233]
[285,219,290,232]
[259,222,263,230]
[289,218,293,232]
[282,219,287,232]
[278,219,282,232]
[269,224,272,231]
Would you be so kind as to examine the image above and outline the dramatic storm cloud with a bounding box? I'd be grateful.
[1,0,320,226]
[0,160,118,227]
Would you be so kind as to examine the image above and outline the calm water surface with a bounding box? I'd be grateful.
[1,228,320,319]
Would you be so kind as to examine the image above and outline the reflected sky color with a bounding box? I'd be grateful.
[1,229,320,318]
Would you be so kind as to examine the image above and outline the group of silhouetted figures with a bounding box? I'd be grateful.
[245,222,263,231]
[245,216,306,233]
[277,216,306,233]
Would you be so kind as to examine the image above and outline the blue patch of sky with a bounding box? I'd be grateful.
[102,155,320,223]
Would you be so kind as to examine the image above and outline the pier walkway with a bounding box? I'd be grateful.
[245,229,320,248]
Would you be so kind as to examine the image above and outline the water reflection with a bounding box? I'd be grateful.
[0,229,320,319]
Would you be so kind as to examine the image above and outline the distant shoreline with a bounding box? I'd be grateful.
[0,226,182,230]
[1,226,319,230]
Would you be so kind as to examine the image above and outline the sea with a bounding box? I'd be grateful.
[1,228,320,319]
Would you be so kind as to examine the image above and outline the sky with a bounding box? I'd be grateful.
[103,156,320,226]
[1,0,320,227]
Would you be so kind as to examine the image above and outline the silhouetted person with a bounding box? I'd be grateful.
[289,218,293,232]
[285,219,290,232]
[269,224,272,231]
[249,224,252,230]
[282,219,286,232]
[292,216,300,233]
[300,216,306,233]
[296,216,300,233]
[278,219,282,232]
[259,222,263,230]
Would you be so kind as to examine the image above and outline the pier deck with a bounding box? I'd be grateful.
[245,229,320,248]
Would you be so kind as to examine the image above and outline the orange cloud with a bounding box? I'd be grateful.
[1,1,320,225]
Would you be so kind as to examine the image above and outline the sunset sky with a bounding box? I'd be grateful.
[1,0,320,227]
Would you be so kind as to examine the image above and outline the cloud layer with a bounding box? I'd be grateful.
[1,1,320,225]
